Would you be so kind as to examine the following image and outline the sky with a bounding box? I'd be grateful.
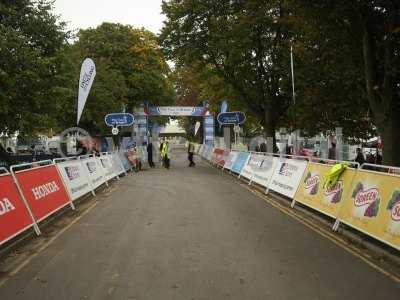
[53,0,165,34]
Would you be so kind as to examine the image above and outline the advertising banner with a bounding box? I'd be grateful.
[205,146,214,161]
[211,148,224,165]
[250,154,276,187]
[118,151,132,171]
[111,153,125,176]
[56,160,93,201]
[77,58,96,125]
[337,170,400,250]
[223,151,239,170]
[99,156,115,182]
[145,106,208,116]
[15,165,71,222]
[231,152,251,174]
[294,163,357,218]
[82,157,105,189]
[268,158,308,198]
[203,116,215,146]
[239,154,258,180]
[0,174,34,245]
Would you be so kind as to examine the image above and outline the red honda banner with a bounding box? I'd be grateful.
[0,174,34,245]
[15,165,71,222]
[212,148,229,167]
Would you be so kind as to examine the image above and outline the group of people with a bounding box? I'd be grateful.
[146,140,196,169]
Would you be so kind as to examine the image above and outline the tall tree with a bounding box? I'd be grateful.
[160,0,294,146]
[60,23,175,134]
[0,0,70,135]
[294,0,400,165]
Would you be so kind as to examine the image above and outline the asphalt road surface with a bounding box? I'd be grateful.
[0,149,399,300]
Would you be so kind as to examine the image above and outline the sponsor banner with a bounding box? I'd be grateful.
[145,106,208,116]
[111,153,125,176]
[250,154,276,187]
[223,151,239,170]
[99,156,115,181]
[82,157,105,189]
[268,158,308,198]
[77,58,96,124]
[15,165,71,222]
[203,116,215,146]
[231,152,251,174]
[118,151,132,171]
[294,163,356,218]
[211,148,223,164]
[338,170,400,250]
[0,174,34,245]
[56,161,93,201]
[205,146,214,161]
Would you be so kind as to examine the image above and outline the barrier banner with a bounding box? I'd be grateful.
[15,165,71,222]
[199,144,204,157]
[82,157,105,189]
[205,146,214,161]
[240,154,259,180]
[223,151,239,170]
[99,156,115,181]
[231,152,251,174]
[251,155,276,187]
[338,170,400,250]
[118,151,132,171]
[211,148,228,166]
[268,158,308,198]
[0,174,34,245]
[294,163,356,218]
[111,153,125,176]
[56,160,93,201]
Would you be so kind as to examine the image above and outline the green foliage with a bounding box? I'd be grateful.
[0,0,69,135]
[65,23,175,134]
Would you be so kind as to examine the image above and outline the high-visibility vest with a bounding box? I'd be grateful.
[189,143,194,153]
[161,143,169,157]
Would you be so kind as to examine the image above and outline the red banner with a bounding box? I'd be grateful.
[0,174,33,245]
[212,148,229,167]
[15,165,71,222]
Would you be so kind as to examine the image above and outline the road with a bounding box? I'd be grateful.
[0,149,399,300]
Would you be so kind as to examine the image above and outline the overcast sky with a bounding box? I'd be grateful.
[53,0,165,34]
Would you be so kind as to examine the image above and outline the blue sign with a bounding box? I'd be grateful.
[105,113,134,127]
[231,152,250,174]
[217,111,246,125]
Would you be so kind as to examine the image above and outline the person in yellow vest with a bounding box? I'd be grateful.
[161,141,170,169]
[188,141,196,167]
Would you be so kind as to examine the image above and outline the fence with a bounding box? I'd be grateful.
[199,144,400,252]
[0,151,133,247]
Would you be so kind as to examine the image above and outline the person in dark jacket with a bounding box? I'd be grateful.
[354,148,365,166]
[147,142,155,168]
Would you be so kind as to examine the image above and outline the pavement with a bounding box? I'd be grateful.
[0,148,399,300]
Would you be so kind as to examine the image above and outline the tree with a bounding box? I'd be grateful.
[160,0,294,147]
[293,0,400,165]
[0,0,70,135]
[60,23,175,135]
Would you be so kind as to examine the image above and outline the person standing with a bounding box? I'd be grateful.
[188,141,196,167]
[147,142,155,168]
[161,141,170,169]
[354,147,365,166]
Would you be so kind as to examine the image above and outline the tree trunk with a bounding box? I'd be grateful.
[381,116,400,167]
[264,109,278,153]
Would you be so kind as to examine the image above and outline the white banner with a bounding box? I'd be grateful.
[223,151,238,170]
[111,153,125,176]
[240,153,264,180]
[56,160,93,201]
[99,155,115,181]
[205,146,214,161]
[268,158,308,198]
[82,157,105,189]
[77,58,96,125]
[251,155,276,187]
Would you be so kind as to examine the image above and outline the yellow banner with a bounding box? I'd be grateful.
[338,170,400,250]
[294,163,356,218]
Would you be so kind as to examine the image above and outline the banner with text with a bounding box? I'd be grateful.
[268,158,308,198]
[337,170,400,250]
[231,152,251,174]
[250,154,276,187]
[294,163,356,219]
[0,174,34,245]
